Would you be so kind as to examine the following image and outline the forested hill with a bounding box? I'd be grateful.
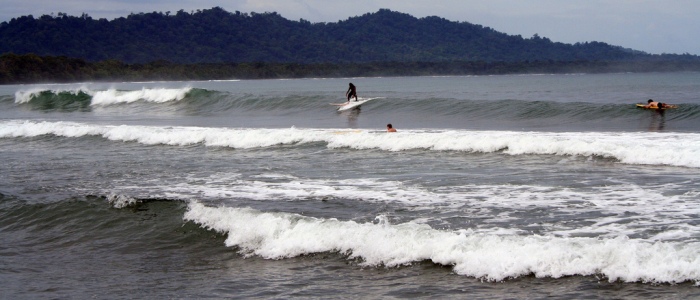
[0,7,697,64]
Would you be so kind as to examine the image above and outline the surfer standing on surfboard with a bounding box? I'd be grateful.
[346,83,358,102]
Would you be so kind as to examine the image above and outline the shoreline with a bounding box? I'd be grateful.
[3,53,700,85]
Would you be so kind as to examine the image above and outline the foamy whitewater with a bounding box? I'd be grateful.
[2,73,700,298]
[14,86,192,105]
[2,120,699,168]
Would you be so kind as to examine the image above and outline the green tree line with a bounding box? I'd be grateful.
[3,53,700,84]
[3,7,698,64]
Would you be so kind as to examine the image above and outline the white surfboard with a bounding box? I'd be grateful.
[331,98,377,111]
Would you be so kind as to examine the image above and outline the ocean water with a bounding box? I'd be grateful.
[1,73,700,299]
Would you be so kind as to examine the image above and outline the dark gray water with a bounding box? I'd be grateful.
[1,73,699,299]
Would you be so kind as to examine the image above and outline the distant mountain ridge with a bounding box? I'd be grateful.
[0,7,697,64]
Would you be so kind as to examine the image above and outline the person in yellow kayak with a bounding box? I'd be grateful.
[643,99,675,109]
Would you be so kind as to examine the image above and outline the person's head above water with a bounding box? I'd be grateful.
[648,99,654,103]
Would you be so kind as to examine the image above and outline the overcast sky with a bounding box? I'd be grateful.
[2,0,699,55]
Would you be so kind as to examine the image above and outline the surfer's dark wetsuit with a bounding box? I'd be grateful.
[346,83,357,101]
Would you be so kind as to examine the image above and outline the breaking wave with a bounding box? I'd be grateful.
[1,120,699,168]
[184,201,700,284]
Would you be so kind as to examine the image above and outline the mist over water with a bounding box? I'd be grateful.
[1,73,700,298]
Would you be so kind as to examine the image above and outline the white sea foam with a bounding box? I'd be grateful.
[183,201,700,284]
[106,194,140,208]
[138,171,698,241]
[13,87,191,105]
[2,121,700,168]
[90,87,191,105]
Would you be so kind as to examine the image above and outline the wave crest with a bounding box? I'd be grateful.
[184,201,700,284]
[13,86,195,107]
[2,120,699,168]
[91,87,192,105]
